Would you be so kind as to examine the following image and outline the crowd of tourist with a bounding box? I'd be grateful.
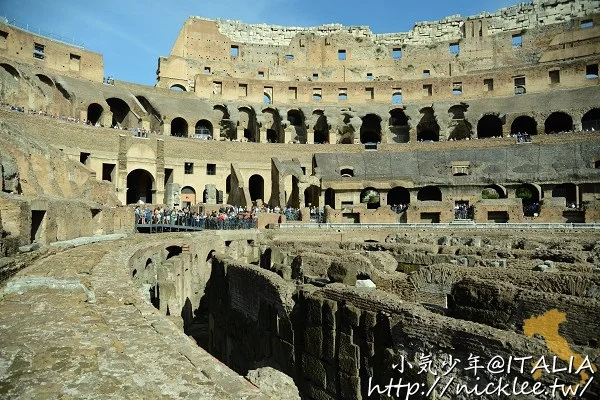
[454,203,474,220]
[3,102,159,137]
[390,203,409,214]
[134,205,258,230]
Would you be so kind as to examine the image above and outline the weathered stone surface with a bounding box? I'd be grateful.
[246,367,300,400]
[327,261,357,285]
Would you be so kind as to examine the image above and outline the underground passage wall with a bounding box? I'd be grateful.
[204,253,599,400]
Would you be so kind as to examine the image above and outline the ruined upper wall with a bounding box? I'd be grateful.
[206,0,599,46]
[0,22,104,83]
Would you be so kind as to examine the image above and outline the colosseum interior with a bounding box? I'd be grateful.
[0,0,599,399]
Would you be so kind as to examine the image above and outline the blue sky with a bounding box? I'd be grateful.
[1,0,520,86]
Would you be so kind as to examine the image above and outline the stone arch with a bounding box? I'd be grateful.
[312,110,329,144]
[477,114,503,138]
[126,169,155,204]
[360,187,381,209]
[447,104,472,141]
[517,183,542,216]
[35,73,54,88]
[387,186,410,206]
[389,109,409,143]
[106,97,133,128]
[582,108,600,132]
[545,112,573,134]
[417,107,440,141]
[263,107,283,143]
[214,104,233,139]
[482,184,507,199]
[360,114,382,143]
[304,185,320,207]
[287,109,306,143]
[171,117,188,137]
[239,106,258,142]
[417,186,442,201]
[87,103,104,125]
[194,119,213,138]
[511,115,537,135]
[170,84,187,91]
[249,174,264,202]
[136,95,162,131]
[181,186,197,206]
[263,93,272,105]
[0,63,20,80]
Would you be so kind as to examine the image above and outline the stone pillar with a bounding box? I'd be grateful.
[205,184,217,204]
[328,128,337,144]
[306,127,314,144]
[117,134,128,205]
[237,127,245,141]
[162,121,171,136]
[213,126,221,140]
[187,123,195,138]
[284,127,293,143]
[259,127,267,143]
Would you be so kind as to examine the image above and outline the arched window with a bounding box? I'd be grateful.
[170,84,186,91]
[477,115,503,138]
[545,112,573,134]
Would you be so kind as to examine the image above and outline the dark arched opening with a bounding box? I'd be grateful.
[360,114,382,144]
[360,187,380,209]
[166,245,183,260]
[126,169,155,204]
[325,188,336,209]
[545,112,573,134]
[287,109,306,143]
[171,117,188,137]
[249,174,264,202]
[239,107,257,142]
[313,111,329,144]
[517,183,541,216]
[477,115,503,139]
[387,186,410,206]
[87,103,103,125]
[267,129,278,143]
[447,105,472,141]
[194,119,213,138]
[0,63,20,79]
[226,175,231,194]
[304,185,320,207]
[511,116,537,135]
[170,84,186,91]
[582,109,600,132]
[389,109,409,143]
[106,97,132,128]
[35,73,54,87]
[417,108,440,141]
[417,186,442,201]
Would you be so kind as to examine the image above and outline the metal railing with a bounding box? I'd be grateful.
[276,222,600,230]
[135,216,258,232]
[2,17,85,48]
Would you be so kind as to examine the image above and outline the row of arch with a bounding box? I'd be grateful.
[125,166,580,214]
[90,95,598,144]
